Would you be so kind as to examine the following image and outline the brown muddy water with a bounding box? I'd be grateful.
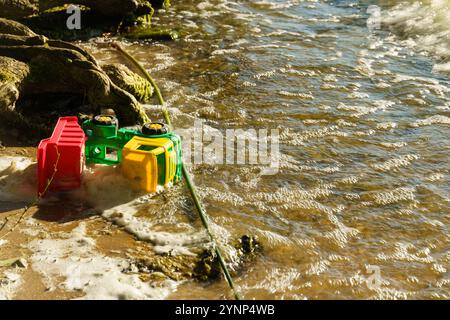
[1,0,450,299]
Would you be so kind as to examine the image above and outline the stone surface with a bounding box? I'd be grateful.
[0,18,150,132]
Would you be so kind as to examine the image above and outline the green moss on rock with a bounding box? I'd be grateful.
[0,70,17,83]
[102,64,154,103]
[127,254,198,281]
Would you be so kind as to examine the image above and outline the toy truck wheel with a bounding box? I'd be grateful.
[93,115,118,126]
[142,122,169,135]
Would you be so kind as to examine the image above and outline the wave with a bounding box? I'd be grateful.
[379,0,450,73]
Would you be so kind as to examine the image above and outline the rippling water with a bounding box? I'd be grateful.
[77,0,450,299]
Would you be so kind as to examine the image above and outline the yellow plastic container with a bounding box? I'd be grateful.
[122,136,177,192]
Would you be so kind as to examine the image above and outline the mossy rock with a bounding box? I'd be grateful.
[21,6,114,41]
[0,56,29,111]
[102,64,154,103]
[0,18,150,132]
[0,69,18,83]
[0,17,36,36]
[0,0,38,20]
[125,235,262,283]
[128,253,198,281]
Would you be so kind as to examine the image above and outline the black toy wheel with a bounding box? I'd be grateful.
[92,114,117,126]
[142,122,169,136]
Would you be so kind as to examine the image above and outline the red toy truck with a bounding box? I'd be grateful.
[37,117,86,197]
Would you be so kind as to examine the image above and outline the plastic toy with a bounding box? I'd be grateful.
[122,136,178,192]
[121,124,183,183]
[37,116,86,197]
[81,115,183,182]
[37,115,182,195]
[81,115,122,165]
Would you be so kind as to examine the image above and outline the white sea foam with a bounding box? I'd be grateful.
[376,122,397,130]
[102,201,209,256]
[0,156,36,202]
[242,267,302,295]
[426,173,444,182]
[337,100,394,117]
[211,48,239,55]
[278,91,315,99]
[0,271,22,300]
[372,187,416,205]
[378,242,434,264]
[372,154,419,172]
[379,141,408,149]
[381,0,450,73]
[409,115,450,127]
[433,61,450,73]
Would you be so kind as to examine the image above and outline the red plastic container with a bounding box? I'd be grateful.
[37,116,86,197]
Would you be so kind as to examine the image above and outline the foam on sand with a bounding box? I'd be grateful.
[0,157,36,202]
[0,156,210,258]
[28,222,178,300]
[0,271,22,300]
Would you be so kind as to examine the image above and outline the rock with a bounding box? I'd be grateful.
[0,18,150,133]
[38,0,154,18]
[0,33,47,46]
[150,271,166,279]
[0,56,29,113]
[0,17,36,36]
[194,249,221,281]
[131,254,198,281]
[1,1,173,42]
[238,235,260,254]
[0,1,38,20]
[12,258,28,268]
[103,64,154,103]
[0,0,155,19]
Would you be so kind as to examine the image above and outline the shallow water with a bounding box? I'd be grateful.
[80,0,450,299]
[3,0,449,299]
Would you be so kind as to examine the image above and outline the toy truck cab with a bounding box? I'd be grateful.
[82,115,122,165]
